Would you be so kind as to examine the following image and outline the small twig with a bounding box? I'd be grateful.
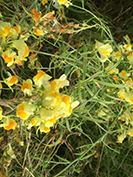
[22,167,35,177]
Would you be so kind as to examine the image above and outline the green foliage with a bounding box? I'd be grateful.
[0,0,133,177]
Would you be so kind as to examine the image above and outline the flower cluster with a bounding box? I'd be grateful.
[96,35,133,143]
[14,71,79,133]
[95,35,133,63]
[0,20,29,67]
[0,71,79,133]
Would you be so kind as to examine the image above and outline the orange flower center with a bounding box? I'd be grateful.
[8,76,17,85]
[3,54,13,63]
[35,71,46,81]
[21,83,32,91]
[17,104,29,119]
[48,116,56,123]
[50,80,57,91]
[122,71,127,77]
[22,44,29,58]
[62,95,70,109]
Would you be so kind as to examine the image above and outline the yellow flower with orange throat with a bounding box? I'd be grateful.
[17,101,36,120]
[4,72,18,91]
[0,20,11,39]
[0,117,17,130]
[2,49,16,67]
[21,79,33,96]
[33,70,52,88]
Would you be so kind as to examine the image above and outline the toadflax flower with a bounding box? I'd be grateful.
[39,123,50,133]
[119,70,130,79]
[42,92,61,108]
[13,39,29,58]
[95,40,113,62]
[4,118,17,130]
[124,92,133,104]
[2,49,16,67]
[117,133,126,143]
[33,27,45,36]
[53,0,72,7]
[33,70,52,88]
[0,20,11,39]
[43,74,69,93]
[4,72,18,91]
[17,102,36,120]
[21,79,33,96]
[127,51,133,65]
[0,117,17,130]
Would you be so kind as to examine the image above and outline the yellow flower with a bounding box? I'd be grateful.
[124,43,132,51]
[41,0,47,5]
[117,133,126,143]
[0,117,16,130]
[39,123,50,133]
[127,128,133,137]
[4,73,18,88]
[53,74,69,89]
[95,40,113,62]
[118,89,126,100]
[33,27,45,36]
[21,79,33,96]
[17,103,30,119]
[40,108,55,120]
[13,25,21,34]
[44,116,56,128]
[125,78,133,86]
[56,0,72,7]
[105,62,119,74]
[31,116,41,126]
[124,92,133,104]
[13,39,29,58]
[8,25,21,39]
[17,102,36,120]
[4,118,16,130]
[118,110,132,125]
[62,95,70,109]
[2,49,16,66]
[14,55,25,66]
[33,70,52,87]
[55,96,79,118]
[0,20,11,38]
[127,51,133,65]
[112,52,122,60]
[42,92,61,107]
[42,74,69,93]
[27,116,41,129]
[119,70,130,79]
